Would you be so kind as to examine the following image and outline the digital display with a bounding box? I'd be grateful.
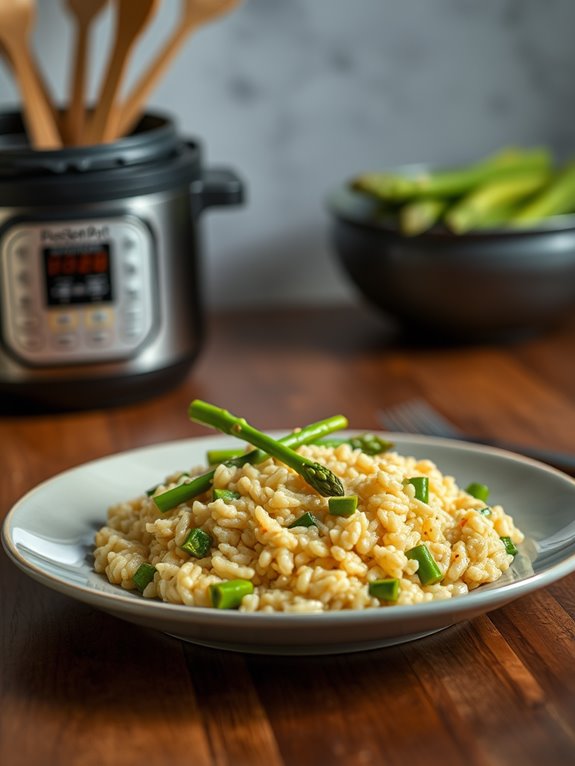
[43,244,113,305]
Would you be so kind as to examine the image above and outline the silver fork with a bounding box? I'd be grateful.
[378,398,575,475]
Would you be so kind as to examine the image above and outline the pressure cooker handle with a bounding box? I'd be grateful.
[191,167,245,215]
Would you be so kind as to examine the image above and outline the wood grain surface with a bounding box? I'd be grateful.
[1,305,574,766]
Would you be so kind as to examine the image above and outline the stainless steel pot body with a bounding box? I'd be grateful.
[0,112,244,409]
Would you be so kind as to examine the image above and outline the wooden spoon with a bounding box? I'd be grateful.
[63,0,109,146]
[117,0,241,138]
[0,0,61,149]
[85,0,160,145]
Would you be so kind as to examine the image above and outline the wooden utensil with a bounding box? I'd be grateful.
[85,0,160,145]
[117,0,241,138]
[63,0,109,146]
[0,0,61,149]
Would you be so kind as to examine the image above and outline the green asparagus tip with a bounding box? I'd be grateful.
[300,461,345,497]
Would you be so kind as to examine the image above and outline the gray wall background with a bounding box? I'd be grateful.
[1,0,575,309]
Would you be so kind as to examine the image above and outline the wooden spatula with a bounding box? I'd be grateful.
[85,0,160,145]
[0,0,61,149]
[116,0,241,138]
[63,0,109,146]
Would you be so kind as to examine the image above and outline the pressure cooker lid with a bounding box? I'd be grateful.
[0,111,183,176]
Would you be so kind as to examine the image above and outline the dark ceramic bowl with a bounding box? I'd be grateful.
[327,181,575,340]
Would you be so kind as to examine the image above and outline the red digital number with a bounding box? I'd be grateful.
[61,254,77,275]
[92,250,108,274]
[46,254,61,277]
[78,253,93,274]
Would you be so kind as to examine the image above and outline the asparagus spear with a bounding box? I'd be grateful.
[446,166,551,233]
[512,161,575,225]
[188,400,345,497]
[153,412,348,512]
[399,198,448,236]
[471,204,519,230]
[352,147,551,203]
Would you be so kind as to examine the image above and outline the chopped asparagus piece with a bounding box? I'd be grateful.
[181,528,212,558]
[368,578,400,601]
[406,544,442,585]
[466,483,490,503]
[317,433,394,455]
[328,495,358,517]
[213,488,240,502]
[210,579,254,609]
[501,536,518,556]
[404,476,429,503]
[288,511,318,528]
[133,562,157,591]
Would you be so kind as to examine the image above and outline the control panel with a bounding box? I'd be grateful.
[0,217,157,366]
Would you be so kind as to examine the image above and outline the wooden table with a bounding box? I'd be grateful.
[2,305,575,766]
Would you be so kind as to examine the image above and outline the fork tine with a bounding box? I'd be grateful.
[378,399,463,438]
[378,405,414,433]
[404,399,463,437]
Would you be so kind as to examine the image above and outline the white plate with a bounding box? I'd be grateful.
[3,433,575,655]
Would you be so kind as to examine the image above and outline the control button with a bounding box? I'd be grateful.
[125,286,141,302]
[17,295,34,311]
[16,270,31,287]
[122,236,138,250]
[14,244,31,260]
[123,309,143,327]
[51,282,73,302]
[124,260,139,277]
[85,307,114,330]
[49,310,78,333]
[121,308,145,340]
[122,327,142,341]
[86,330,112,347]
[17,334,45,352]
[17,315,41,333]
[52,333,78,350]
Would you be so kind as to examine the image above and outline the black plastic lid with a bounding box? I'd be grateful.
[0,110,203,204]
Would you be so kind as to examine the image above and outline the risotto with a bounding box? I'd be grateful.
[93,438,524,612]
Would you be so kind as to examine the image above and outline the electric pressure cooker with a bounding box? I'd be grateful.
[0,111,244,410]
